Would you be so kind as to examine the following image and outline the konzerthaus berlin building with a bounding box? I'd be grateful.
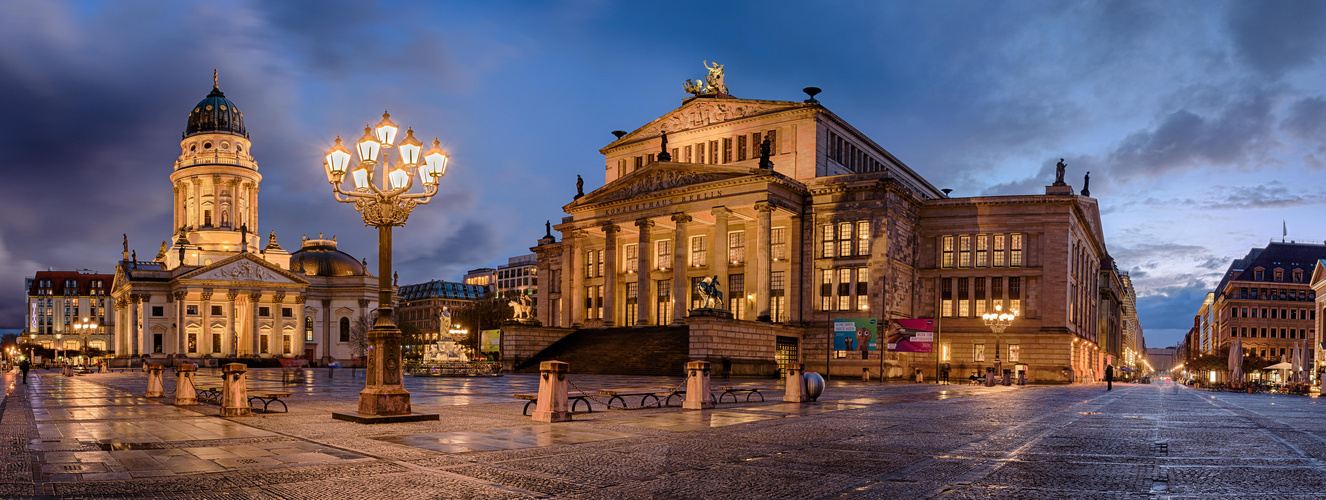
[109,78,377,364]
[509,69,1115,384]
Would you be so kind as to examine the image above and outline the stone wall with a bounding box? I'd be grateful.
[686,316,811,376]
[500,324,575,372]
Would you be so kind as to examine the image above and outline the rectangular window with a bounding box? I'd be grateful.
[942,236,954,268]
[959,235,971,268]
[683,145,692,163]
[690,235,706,267]
[709,140,719,164]
[856,267,869,311]
[1010,233,1024,267]
[646,153,654,164]
[695,143,705,164]
[691,277,705,310]
[282,307,293,318]
[856,221,870,256]
[1009,277,1022,313]
[188,333,197,353]
[737,134,747,161]
[634,156,643,170]
[729,274,745,319]
[258,306,270,317]
[766,129,778,155]
[838,268,853,311]
[151,306,164,317]
[1008,344,1020,362]
[976,235,988,267]
[958,277,970,317]
[974,343,986,362]
[625,243,638,273]
[212,333,222,353]
[209,305,222,316]
[838,223,853,257]
[820,269,833,311]
[260,334,269,354]
[771,271,786,322]
[771,227,786,261]
[656,240,671,270]
[723,137,732,163]
[941,342,952,362]
[941,277,953,317]
[625,282,638,326]
[975,278,987,316]
[728,231,746,264]
[822,225,835,258]
[657,280,672,325]
[993,234,1005,267]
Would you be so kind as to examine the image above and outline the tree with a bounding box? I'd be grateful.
[348,315,372,362]
[399,323,426,362]
[452,292,515,354]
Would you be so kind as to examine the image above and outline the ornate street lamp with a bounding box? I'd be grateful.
[323,111,448,418]
[73,317,95,366]
[981,304,1018,385]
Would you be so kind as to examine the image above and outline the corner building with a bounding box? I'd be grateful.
[110,79,377,365]
[512,79,1118,383]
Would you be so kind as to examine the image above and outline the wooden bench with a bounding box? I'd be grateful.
[514,391,594,415]
[196,386,223,404]
[248,391,292,413]
[596,387,682,409]
[717,386,766,403]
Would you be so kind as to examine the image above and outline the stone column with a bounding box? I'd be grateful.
[755,202,774,322]
[787,214,803,324]
[190,179,201,229]
[114,299,127,356]
[200,291,213,353]
[294,295,306,358]
[711,207,731,314]
[570,231,586,328]
[173,291,187,355]
[560,238,575,328]
[634,218,654,326]
[671,213,692,325]
[249,291,262,355]
[601,223,620,327]
[129,295,140,356]
[321,299,333,361]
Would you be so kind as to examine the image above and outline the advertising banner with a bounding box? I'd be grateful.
[888,318,935,353]
[480,329,502,352]
[833,318,878,359]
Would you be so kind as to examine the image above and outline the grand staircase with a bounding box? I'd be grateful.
[514,326,690,375]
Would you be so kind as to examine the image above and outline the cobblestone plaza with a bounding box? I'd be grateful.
[2,369,1326,498]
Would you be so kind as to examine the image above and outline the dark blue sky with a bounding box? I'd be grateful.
[2,0,1325,348]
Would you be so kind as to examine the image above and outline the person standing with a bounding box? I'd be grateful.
[721,357,732,380]
[1104,364,1114,391]
[19,358,30,385]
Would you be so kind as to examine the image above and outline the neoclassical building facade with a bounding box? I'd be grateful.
[110,78,377,364]
[514,77,1120,383]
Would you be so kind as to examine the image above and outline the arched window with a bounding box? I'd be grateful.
[339,317,350,342]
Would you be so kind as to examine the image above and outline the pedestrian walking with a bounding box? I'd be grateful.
[721,357,731,380]
[19,358,30,384]
[1104,364,1114,391]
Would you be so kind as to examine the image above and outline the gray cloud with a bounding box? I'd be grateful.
[1281,97,1326,140]
[1227,1,1326,77]
[1106,88,1276,179]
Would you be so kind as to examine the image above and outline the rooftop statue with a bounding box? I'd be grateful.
[1054,158,1067,186]
[575,174,584,199]
[682,61,729,95]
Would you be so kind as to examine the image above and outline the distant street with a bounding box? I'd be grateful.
[4,369,1326,498]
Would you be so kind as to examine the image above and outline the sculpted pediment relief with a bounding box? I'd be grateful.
[582,166,747,205]
[614,99,804,145]
[181,254,306,285]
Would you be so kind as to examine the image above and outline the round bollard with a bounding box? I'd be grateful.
[804,372,824,401]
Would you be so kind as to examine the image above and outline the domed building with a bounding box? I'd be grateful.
[110,75,377,365]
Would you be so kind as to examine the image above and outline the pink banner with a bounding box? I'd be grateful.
[888,319,934,353]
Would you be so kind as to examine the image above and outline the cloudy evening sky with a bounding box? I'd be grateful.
[2,0,1325,348]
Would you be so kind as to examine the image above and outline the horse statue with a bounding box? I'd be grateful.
[509,294,533,321]
[696,275,724,309]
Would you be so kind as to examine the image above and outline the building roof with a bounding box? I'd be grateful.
[289,239,366,277]
[399,280,488,301]
[1221,242,1326,290]
[184,85,248,138]
[28,271,113,296]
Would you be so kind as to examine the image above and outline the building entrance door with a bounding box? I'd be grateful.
[775,335,798,377]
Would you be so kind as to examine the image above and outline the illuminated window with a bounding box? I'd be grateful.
[856,267,869,311]
[1010,234,1023,267]
[304,317,313,342]
[856,221,869,256]
[729,274,745,319]
[1009,277,1022,313]
[822,225,835,258]
[838,223,853,257]
[771,227,786,261]
[976,235,988,267]
[656,240,671,270]
[958,277,969,317]
[974,343,986,362]
[975,277,986,316]
[656,280,672,325]
[728,231,746,264]
[993,234,1005,267]
[941,278,953,317]
[940,342,951,362]
[942,236,954,268]
[624,244,638,273]
[838,268,852,310]
[1008,344,1020,362]
[959,235,971,268]
[690,235,706,267]
[820,269,833,311]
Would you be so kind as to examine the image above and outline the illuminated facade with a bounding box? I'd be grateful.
[25,271,115,354]
[110,77,377,364]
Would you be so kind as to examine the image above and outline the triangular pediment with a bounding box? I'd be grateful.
[575,163,757,206]
[601,97,811,152]
[178,252,308,285]
[1312,260,1326,286]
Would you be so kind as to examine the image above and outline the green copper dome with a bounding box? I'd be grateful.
[184,85,248,139]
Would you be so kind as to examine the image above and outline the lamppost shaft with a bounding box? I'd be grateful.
[375,225,394,329]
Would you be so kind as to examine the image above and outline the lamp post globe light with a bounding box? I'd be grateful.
[324,111,448,418]
[981,304,1018,384]
[73,317,95,366]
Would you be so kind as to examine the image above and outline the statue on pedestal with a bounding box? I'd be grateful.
[575,175,584,199]
[1053,158,1067,186]
[696,275,725,309]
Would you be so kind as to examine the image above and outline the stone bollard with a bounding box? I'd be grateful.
[863,367,870,382]
[175,363,198,406]
[684,360,714,410]
[784,363,807,403]
[220,363,251,417]
[532,360,571,422]
[145,364,165,397]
